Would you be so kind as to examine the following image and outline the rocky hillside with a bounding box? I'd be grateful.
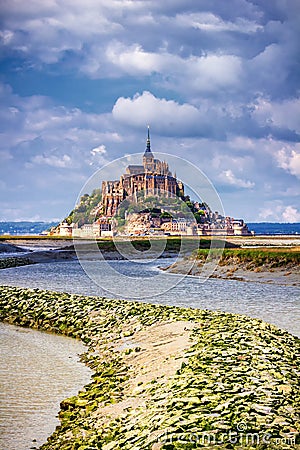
[64,189,102,227]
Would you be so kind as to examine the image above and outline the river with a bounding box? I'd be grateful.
[0,323,92,450]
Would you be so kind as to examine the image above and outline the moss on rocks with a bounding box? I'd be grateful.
[0,285,299,449]
[0,256,34,269]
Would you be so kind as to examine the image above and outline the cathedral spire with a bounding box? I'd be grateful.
[143,125,153,160]
[146,125,151,152]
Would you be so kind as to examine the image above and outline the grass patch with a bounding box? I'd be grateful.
[95,238,238,253]
[196,248,300,268]
[0,235,74,241]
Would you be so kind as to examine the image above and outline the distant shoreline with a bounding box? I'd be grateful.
[1,220,300,239]
[1,234,300,251]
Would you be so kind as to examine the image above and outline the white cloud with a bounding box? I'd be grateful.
[185,54,243,92]
[282,206,300,223]
[105,41,243,93]
[276,146,300,179]
[259,202,300,222]
[212,153,254,171]
[0,2,300,221]
[247,32,299,100]
[0,0,123,64]
[29,153,72,168]
[106,42,167,76]
[89,144,109,166]
[258,208,273,220]
[1,0,298,108]
[91,144,106,156]
[176,12,262,33]
[229,136,256,150]
[112,91,203,135]
[219,169,255,189]
[252,97,300,133]
[0,82,118,170]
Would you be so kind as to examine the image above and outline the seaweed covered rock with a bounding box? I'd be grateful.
[0,285,299,449]
[0,256,34,269]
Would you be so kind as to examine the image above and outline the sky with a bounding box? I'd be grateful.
[0,0,299,223]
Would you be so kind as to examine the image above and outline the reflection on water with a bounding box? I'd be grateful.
[0,323,92,450]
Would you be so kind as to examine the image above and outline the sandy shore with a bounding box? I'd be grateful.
[0,286,299,449]
[212,264,300,286]
[166,258,300,287]
[226,235,300,247]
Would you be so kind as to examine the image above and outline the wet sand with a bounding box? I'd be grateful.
[165,258,300,287]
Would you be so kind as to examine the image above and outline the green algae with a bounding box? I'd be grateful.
[0,256,34,269]
[0,285,299,449]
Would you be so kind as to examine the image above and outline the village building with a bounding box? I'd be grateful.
[72,220,113,238]
[161,218,198,236]
[58,222,73,237]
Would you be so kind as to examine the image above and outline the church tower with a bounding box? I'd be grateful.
[143,126,155,172]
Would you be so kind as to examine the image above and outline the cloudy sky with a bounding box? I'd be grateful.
[0,0,299,222]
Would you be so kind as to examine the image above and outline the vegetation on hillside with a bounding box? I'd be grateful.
[114,193,210,223]
[65,189,102,226]
[61,187,211,228]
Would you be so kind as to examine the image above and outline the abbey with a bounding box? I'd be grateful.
[101,127,184,216]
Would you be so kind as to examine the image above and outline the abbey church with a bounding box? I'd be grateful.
[101,128,184,216]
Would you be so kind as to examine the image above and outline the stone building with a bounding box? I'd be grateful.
[102,128,184,216]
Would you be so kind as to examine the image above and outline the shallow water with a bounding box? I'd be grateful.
[0,259,299,337]
[0,322,92,450]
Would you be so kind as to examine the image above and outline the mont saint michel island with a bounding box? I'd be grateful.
[54,128,252,239]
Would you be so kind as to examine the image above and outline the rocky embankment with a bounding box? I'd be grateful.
[0,256,34,269]
[0,242,35,269]
[165,248,300,287]
[0,285,299,449]
[0,240,77,269]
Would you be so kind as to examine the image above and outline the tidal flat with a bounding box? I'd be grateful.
[165,248,300,287]
[0,285,299,449]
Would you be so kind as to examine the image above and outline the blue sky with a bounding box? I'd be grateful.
[0,0,299,222]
